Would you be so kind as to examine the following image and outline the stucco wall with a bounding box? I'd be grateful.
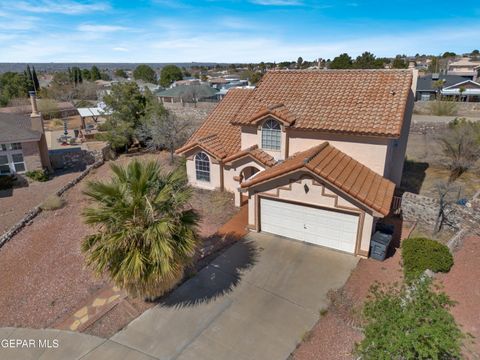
[288,130,389,176]
[22,141,43,172]
[186,156,222,190]
[240,121,287,161]
[247,173,376,256]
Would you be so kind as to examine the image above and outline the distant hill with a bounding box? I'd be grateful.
[0,62,226,73]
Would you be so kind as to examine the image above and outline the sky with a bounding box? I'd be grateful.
[0,0,478,63]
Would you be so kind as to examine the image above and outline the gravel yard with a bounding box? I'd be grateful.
[0,151,237,330]
[0,170,82,234]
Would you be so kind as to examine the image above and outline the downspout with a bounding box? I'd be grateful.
[219,162,225,191]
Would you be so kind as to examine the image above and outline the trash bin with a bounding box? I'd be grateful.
[369,231,393,261]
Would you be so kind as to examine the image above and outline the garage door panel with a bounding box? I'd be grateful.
[260,198,358,254]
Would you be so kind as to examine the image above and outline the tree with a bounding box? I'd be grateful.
[296,56,303,69]
[392,55,408,69]
[354,52,383,69]
[102,82,148,150]
[438,118,480,182]
[133,64,157,83]
[31,66,40,91]
[114,69,128,78]
[90,65,101,81]
[69,67,83,86]
[137,105,193,164]
[82,68,91,81]
[82,160,200,298]
[41,71,75,101]
[442,51,456,58]
[329,53,353,69]
[160,65,183,87]
[0,72,28,106]
[356,279,463,359]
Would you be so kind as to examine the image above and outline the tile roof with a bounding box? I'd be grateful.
[241,142,395,216]
[232,70,412,137]
[224,145,277,167]
[0,113,42,143]
[176,88,253,159]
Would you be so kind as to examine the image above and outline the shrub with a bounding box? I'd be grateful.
[25,169,49,182]
[0,175,16,190]
[402,237,453,281]
[40,195,65,210]
[428,100,457,116]
[356,279,463,359]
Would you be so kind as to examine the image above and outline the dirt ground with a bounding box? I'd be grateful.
[0,152,237,330]
[0,170,82,234]
[403,133,480,199]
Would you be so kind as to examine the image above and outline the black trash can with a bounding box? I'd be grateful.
[369,231,393,261]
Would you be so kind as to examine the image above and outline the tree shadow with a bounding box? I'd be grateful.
[399,159,429,195]
[156,237,258,309]
[0,174,29,198]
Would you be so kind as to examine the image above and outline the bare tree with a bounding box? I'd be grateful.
[438,119,480,182]
[433,181,462,234]
[137,111,194,164]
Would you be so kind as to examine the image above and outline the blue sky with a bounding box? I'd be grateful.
[0,0,478,62]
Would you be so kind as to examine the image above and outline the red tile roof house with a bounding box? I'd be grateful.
[177,70,415,257]
[0,92,51,176]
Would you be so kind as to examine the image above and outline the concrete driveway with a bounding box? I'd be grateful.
[111,232,358,360]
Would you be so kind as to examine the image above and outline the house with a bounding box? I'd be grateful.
[177,70,415,257]
[156,84,218,104]
[0,100,78,120]
[0,92,51,175]
[447,57,480,80]
[441,80,480,102]
[416,73,480,101]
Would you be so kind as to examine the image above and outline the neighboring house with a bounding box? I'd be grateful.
[416,73,471,101]
[177,70,415,257]
[447,57,480,80]
[0,100,78,120]
[441,80,480,102]
[156,84,218,103]
[0,92,51,175]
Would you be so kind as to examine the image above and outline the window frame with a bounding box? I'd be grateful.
[0,143,27,174]
[195,151,210,182]
[261,119,282,151]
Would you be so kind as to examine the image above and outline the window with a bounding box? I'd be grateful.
[261,119,281,151]
[0,155,9,175]
[195,152,210,182]
[11,143,22,150]
[0,144,6,151]
[12,153,25,173]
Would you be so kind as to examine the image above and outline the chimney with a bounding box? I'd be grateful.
[29,91,40,117]
[29,91,44,133]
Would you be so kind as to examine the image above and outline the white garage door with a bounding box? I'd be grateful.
[260,198,359,253]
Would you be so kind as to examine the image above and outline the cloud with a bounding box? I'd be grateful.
[0,12,39,30]
[249,0,303,5]
[12,0,109,15]
[113,47,129,52]
[77,24,129,33]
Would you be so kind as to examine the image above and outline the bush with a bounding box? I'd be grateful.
[0,175,16,190]
[356,279,463,359]
[402,237,453,280]
[428,100,457,116]
[40,195,65,210]
[25,169,49,182]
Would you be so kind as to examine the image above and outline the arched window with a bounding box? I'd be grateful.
[195,152,210,182]
[261,119,281,151]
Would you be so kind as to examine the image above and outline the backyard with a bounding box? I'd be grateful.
[0,151,238,334]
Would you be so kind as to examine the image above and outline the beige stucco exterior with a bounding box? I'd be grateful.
[244,174,374,256]
[185,154,222,191]
[22,141,43,171]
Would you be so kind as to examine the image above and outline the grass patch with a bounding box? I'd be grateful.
[428,100,457,116]
[25,169,49,182]
[40,195,65,211]
[402,237,453,281]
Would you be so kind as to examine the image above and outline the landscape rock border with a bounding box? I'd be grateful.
[0,160,104,249]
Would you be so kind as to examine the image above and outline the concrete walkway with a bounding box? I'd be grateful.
[1,232,358,360]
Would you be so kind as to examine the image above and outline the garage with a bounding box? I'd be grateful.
[260,197,359,253]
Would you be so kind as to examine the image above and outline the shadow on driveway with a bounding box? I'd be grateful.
[158,238,259,309]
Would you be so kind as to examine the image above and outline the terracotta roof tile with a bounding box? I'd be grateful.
[176,88,252,158]
[232,69,412,137]
[242,143,395,216]
[223,145,277,167]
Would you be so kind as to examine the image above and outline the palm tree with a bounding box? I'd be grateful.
[82,160,199,299]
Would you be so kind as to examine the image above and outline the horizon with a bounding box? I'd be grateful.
[0,0,478,63]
